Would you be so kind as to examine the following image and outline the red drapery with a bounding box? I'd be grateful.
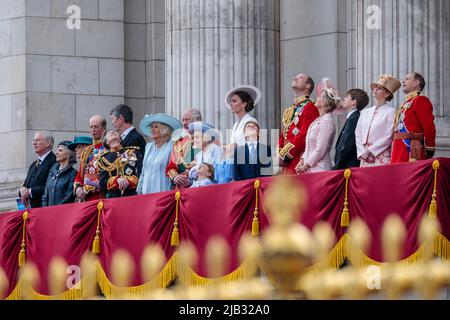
[1,158,449,297]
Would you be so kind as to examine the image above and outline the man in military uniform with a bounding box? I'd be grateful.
[391,73,436,163]
[73,115,107,202]
[110,104,146,153]
[98,131,142,198]
[166,108,203,189]
[278,73,319,174]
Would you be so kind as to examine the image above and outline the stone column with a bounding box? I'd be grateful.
[280,0,351,160]
[166,0,280,136]
[124,0,166,127]
[355,0,450,156]
[0,0,125,211]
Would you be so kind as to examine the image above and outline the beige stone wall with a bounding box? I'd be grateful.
[0,1,27,184]
[124,0,166,131]
[1,0,449,211]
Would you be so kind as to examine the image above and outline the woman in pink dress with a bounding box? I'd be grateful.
[295,79,340,174]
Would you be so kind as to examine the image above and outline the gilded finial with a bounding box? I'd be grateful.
[263,176,307,227]
[432,160,440,170]
[344,169,352,179]
[48,257,69,296]
[0,267,7,300]
[206,236,230,279]
[141,243,166,283]
[111,250,135,290]
[381,214,406,263]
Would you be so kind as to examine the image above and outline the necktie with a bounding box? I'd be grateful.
[249,144,256,164]
[35,159,42,168]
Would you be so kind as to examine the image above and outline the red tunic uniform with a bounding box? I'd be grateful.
[73,142,106,201]
[278,95,319,174]
[391,92,436,164]
[166,132,197,188]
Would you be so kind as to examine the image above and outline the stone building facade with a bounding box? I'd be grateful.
[0,0,449,211]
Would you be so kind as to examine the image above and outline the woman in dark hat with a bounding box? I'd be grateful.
[42,141,77,207]
[68,136,93,162]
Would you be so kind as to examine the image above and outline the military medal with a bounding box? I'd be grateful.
[292,128,300,136]
[397,113,405,130]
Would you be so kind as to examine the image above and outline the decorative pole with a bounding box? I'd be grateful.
[18,211,29,267]
[92,201,104,255]
[429,160,440,219]
[171,191,181,247]
[341,170,352,228]
[252,180,262,237]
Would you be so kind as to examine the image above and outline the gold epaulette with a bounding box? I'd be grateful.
[80,145,94,163]
[282,105,296,131]
[124,147,139,157]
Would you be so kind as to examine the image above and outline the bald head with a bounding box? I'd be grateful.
[89,115,107,141]
[292,73,315,95]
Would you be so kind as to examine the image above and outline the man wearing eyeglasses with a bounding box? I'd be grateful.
[18,132,56,208]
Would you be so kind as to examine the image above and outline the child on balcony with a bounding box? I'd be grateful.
[191,163,215,188]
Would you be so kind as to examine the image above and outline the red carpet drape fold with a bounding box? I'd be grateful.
[0,158,449,297]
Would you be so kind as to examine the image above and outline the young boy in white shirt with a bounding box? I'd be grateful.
[191,163,215,188]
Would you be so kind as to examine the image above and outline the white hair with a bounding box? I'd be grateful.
[35,131,54,148]
[184,108,203,122]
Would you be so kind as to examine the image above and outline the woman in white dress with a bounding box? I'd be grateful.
[355,75,401,167]
[225,85,261,147]
[137,114,182,194]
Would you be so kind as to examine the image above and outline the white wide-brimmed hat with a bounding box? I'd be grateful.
[224,85,262,110]
[139,113,182,137]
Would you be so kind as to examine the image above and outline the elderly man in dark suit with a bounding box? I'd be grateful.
[333,89,369,170]
[234,121,272,181]
[19,132,57,208]
[110,104,146,152]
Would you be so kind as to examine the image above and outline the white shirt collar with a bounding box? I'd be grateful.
[347,110,357,120]
[121,127,134,140]
[39,150,52,162]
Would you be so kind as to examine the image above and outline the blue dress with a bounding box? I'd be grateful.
[137,141,173,194]
[214,160,234,184]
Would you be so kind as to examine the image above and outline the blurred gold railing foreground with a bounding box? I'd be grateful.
[2,175,450,300]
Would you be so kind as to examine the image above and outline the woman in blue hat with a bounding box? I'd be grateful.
[137,114,182,194]
[187,122,223,183]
